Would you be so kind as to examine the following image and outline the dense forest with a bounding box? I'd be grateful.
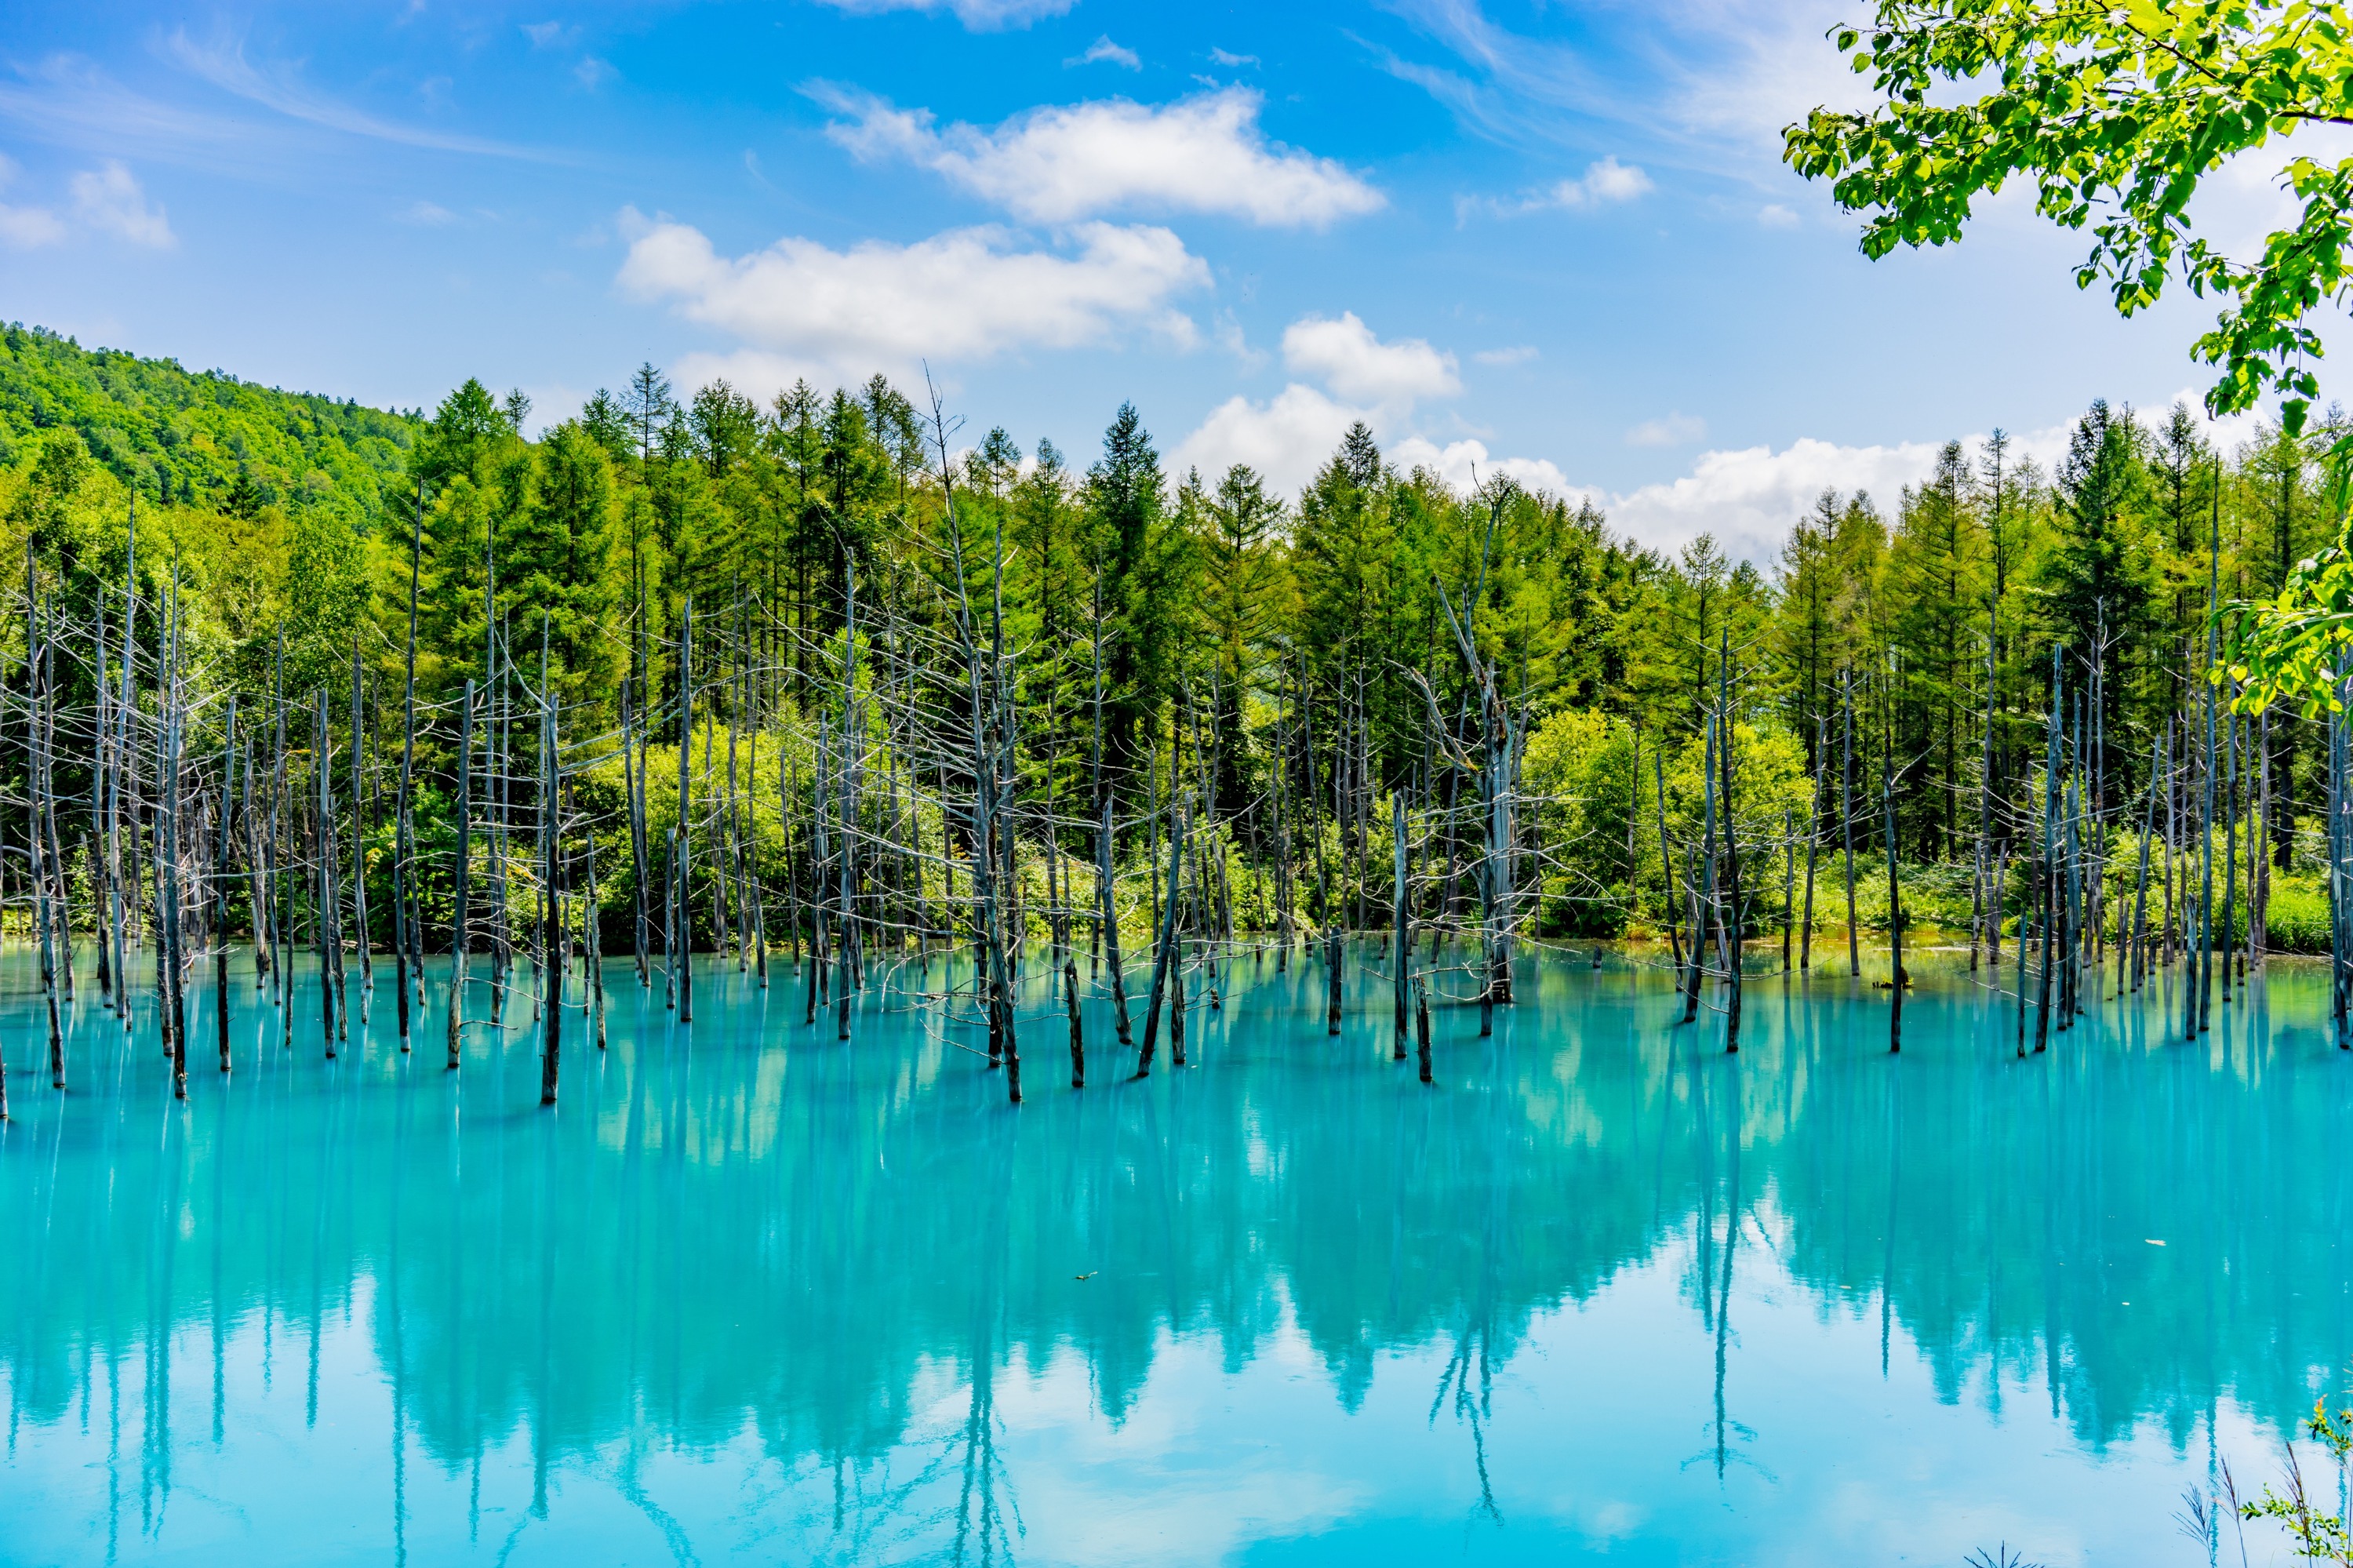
[0,318,2332,1097]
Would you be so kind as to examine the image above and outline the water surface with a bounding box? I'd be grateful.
[2,942,2348,1566]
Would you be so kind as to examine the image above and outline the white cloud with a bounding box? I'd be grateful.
[807,0,1076,30]
[0,200,65,248]
[70,160,172,247]
[1172,384,1369,495]
[815,85,1383,228]
[575,56,616,89]
[165,28,558,160]
[1210,310,1264,366]
[1607,436,1946,562]
[1392,435,1573,499]
[1069,37,1141,70]
[1551,155,1653,207]
[1758,202,1798,227]
[1281,312,1459,406]
[1209,48,1260,68]
[1174,313,1466,493]
[1626,411,1706,446]
[401,198,456,225]
[1473,344,1538,366]
[0,154,64,248]
[616,209,1209,386]
[1460,155,1653,220]
[520,21,576,48]
[1664,0,1875,150]
[1178,383,2281,569]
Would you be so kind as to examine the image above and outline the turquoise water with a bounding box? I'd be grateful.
[1,940,2348,1566]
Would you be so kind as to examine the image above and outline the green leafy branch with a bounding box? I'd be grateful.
[1784,1,2353,433]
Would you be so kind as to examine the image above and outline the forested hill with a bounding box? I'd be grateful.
[0,322,420,518]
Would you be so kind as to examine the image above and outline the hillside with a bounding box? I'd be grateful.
[0,322,422,521]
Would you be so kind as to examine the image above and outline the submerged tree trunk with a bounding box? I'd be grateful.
[1135,812,1188,1079]
[448,681,475,1070]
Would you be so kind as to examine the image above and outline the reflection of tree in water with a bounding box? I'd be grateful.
[1430,1324,1500,1525]
[1427,1022,1513,1529]
[948,1079,1023,1568]
[1680,1034,1764,1486]
[5,952,2353,1553]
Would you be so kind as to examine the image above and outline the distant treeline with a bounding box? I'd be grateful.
[0,323,2326,944]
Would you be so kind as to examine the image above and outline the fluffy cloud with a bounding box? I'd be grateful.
[1282,312,1459,406]
[1547,155,1653,208]
[809,0,1075,27]
[816,85,1383,227]
[1606,437,1947,562]
[1171,384,1366,497]
[1175,371,2275,567]
[1391,435,1574,499]
[616,209,1208,387]
[1174,312,1466,493]
[1391,434,1947,562]
[67,160,173,246]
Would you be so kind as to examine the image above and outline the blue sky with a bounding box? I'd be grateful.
[0,0,2308,556]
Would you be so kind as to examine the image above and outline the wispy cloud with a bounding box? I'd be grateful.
[1458,155,1653,221]
[70,159,173,246]
[1359,0,1619,151]
[0,53,278,175]
[0,153,64,248]
[1208,48,1260,68]
[1472,344,1537,366]
[1368,0,1863,191]
[1626,411,1705,447]
[1068,37,1141,70]
[0,155,173,249]
[807,0,1076,31]
[164,27,567,161]
[0,202,67,248]
[814,84,1383,228]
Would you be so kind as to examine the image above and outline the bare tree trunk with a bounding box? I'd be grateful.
[1099,801,1131,1046]
[1842,671,1859,977]
[1392,794,1409,1060]
[540,703,562,1106]
[349,642,373,1011]
[676,601,695,1024]
[1884,738,1903,1053]
[448,682,475,1069]
[216,698,237,1073]
[1134,811,1187,1079]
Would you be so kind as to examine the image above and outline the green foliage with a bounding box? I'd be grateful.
[0,319,419,510]
[9,324,2343,951]
[2240,1394,2353,1565]
[1783,0,2353,432]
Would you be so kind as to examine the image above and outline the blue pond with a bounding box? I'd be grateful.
[0,940,2347,1566]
